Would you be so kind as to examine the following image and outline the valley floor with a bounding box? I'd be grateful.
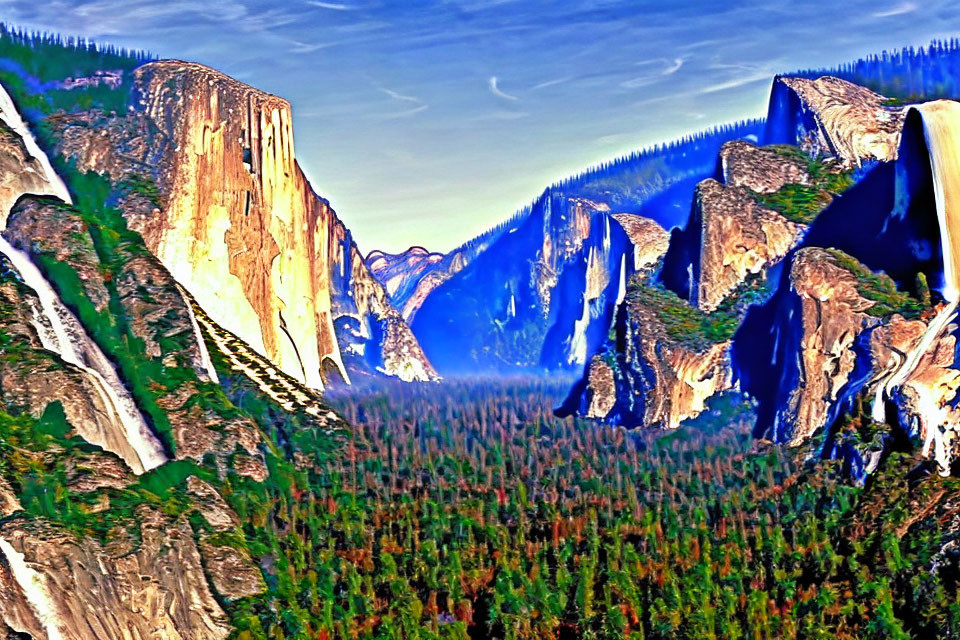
[251,378,960,640]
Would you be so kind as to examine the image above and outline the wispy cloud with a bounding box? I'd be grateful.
[699,71,771,94]
[379,104,429,119]
[376,86,428,119]
[469,109,530,123]
[288,39,335,53]
[662,57,684,75]
[620,75,659,89]
[621,57,685,89]
[532,76,573,90]
[381,87,420,103]
[872,1,917,18]
[488,76,519,101]
[307,1,356,10]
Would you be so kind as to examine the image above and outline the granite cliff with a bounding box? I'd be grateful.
[387,120,764,375]
[51,60,435,388]
[567,75,960,482]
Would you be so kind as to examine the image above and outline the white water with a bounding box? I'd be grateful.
[862,102,960,474]
[0,82,166,474]
[178,286,220,383]
[616,254,627,306]
[569,290,591,366]
[0,538,65,640]
[884,302,957,398]
[869,299,959,476]
[911,101,960,302]
[0,237,167,473]
[0,87,71,220]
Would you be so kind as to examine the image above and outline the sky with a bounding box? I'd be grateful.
[1,0,959,253]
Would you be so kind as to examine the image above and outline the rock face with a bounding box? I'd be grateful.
[782,248,882,445]
[771,76,904,166]
[132,60,341,390]
[0,512,233,640]
[0,82,170,475]
[410,193,638,373]
[738,246,960,476]
[558,214,733,429]
[721,139,811,193]
[696,178,804,313]
[560,282,733,429]
[400,120,765,375]
[0,273,148,468]
[366,246,449,322]
[610,214,671,270]
[51,61,435,387]
[0,86,71,219]
[870,313,960,473]
[331,238,438,381]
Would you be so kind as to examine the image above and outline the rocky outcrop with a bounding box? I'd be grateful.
[583,356,617,419]
[0,86,71,220]
[721,139,811,193]
[332,239,438,381]
[697,179,804,313]
[0,512,232,640]
[743,246,960,475]
[50,61,435,387]
[784,248,882,445]
[559,214,733,429]
[610,213,670,270]
[5,197,112,312]
[870,313,960,473]
[0,477,19,517]
[3,196,263,472]
[568,293,733,429]
[6,197,218,380]
[776,76,904,166]
[366,246,447,320]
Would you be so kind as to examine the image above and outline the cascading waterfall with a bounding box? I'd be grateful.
[913,100,960,302]
[0,237,167,473]
[867,101,960,474]
[0,538,65,640]
[0,82,166,474]
[616,254,627,306]
[0,87,71,214]
[178,285,220,383]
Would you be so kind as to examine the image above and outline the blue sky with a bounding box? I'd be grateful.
[2,0,959,252]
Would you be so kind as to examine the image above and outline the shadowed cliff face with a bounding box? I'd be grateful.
[51,60,435,388]
[569,75,960,480]
[404,122,764,376]
[555,215,734,429]
[366,246,448,322]
[409,194,635,374]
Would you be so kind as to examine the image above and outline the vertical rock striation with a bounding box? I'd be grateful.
[50,61,435,386]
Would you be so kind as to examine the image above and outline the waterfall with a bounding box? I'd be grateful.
[0,85,70,220]
[909,101,960,302]
[616,254,627,306]
[0,538,65,640]
[0,237,167,473]
[0,82,166,474]
[178,286,220,383]
[569,291,590,366]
